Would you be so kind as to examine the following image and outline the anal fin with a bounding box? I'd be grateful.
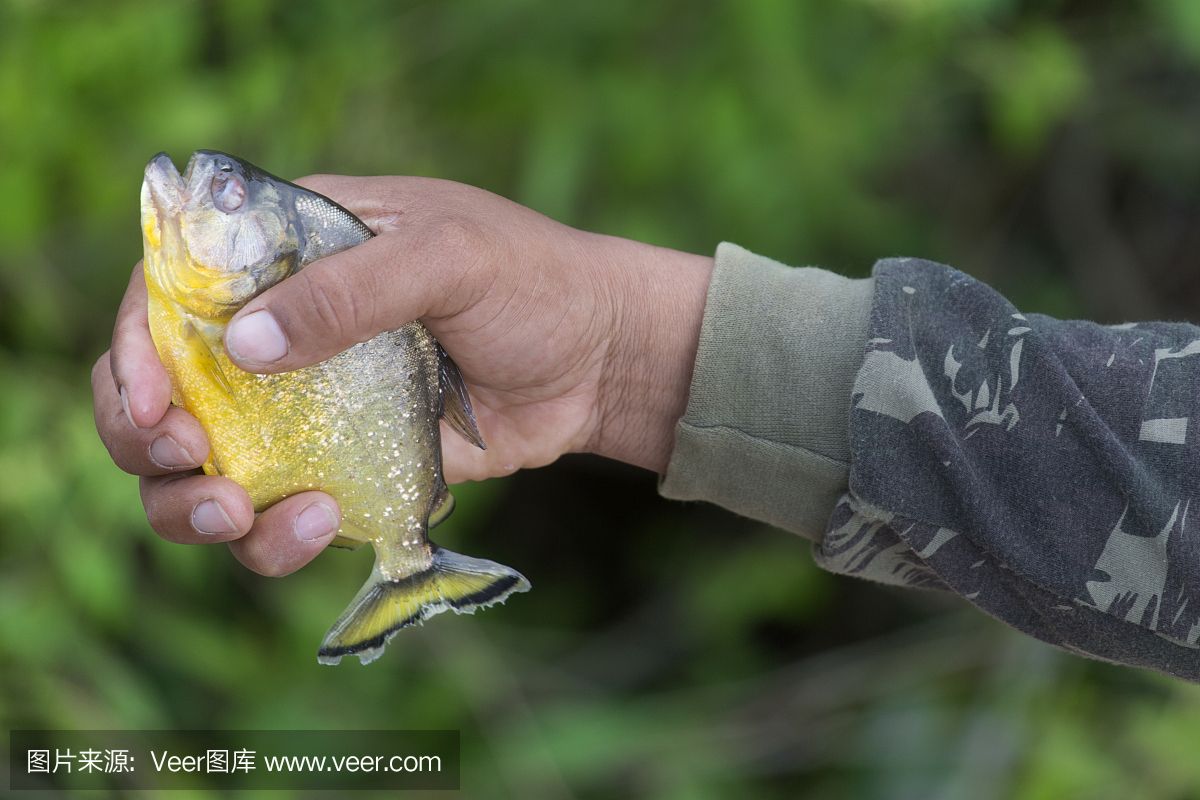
[429,486,455,529]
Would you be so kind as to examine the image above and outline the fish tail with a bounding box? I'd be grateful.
[317,546,531,665]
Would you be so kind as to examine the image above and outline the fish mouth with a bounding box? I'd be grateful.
[142,152,188,218]
[141,151,219,255]
[142,150,241,218]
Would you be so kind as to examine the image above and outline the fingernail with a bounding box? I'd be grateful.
[149,434,194,469]
[119,385,139,428]
[192,499,238,535]
[294,502,338,541]
[226,310,288,365]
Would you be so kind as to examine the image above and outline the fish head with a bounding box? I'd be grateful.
[141,150,299,319]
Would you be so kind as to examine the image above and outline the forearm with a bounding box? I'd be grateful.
[651,243,1200,682]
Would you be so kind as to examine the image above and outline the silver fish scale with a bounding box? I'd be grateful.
[294,192,374,261]
[199,319,444,579]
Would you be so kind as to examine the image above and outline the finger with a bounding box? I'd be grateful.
[139,473,254,544]
[94,352,209,474]
[109,263,173,428]
[227,492,340,577]
[223,221,478,373]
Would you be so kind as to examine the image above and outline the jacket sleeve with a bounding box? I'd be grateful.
[661,243,1200,681]
[658,243,874,539]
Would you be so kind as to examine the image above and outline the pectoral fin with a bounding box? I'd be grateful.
[437,343,486,450]
[182,320,234,396]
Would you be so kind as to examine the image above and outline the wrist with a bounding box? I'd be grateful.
[584,233,714,473]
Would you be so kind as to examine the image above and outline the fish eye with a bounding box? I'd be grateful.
[218,161,233,173]
[211,171,247,213]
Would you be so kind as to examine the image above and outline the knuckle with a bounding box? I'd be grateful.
[302,270,375,345]
[91,360,116,422]
[112,450,142,476]
[97,422,141,474]
[427,214,487,259]
[90,352,110,387]
[303,274,351,343]
[254,557,289,578]
[238,543,288,577]
[418,214,494,311]
[139,484,173,536]
[113,303,144,342]
[294,173,337,193]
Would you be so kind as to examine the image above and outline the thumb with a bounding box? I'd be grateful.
[224,231,455,373]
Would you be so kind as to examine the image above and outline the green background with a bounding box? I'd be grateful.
[5,0,1200,797]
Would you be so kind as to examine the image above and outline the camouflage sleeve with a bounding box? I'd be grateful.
[819,257,1200,680]
[659,243,874,539]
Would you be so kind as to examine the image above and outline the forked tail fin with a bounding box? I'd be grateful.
[317,547,530,665]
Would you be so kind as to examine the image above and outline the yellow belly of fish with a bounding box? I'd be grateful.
[146,293,428,549]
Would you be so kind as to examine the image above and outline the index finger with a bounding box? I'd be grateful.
[109,263,173,429]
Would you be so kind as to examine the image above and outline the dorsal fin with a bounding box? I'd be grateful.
[437,343,486,450]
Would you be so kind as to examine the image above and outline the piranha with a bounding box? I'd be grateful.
[140,150,529,665]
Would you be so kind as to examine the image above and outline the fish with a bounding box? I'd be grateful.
[139,150,529,665]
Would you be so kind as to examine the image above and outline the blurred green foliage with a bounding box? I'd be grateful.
[5,0,1200,797]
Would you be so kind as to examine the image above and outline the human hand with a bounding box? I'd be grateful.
[93,175,713,575]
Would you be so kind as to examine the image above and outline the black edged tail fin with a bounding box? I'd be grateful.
[317,548,530,665]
